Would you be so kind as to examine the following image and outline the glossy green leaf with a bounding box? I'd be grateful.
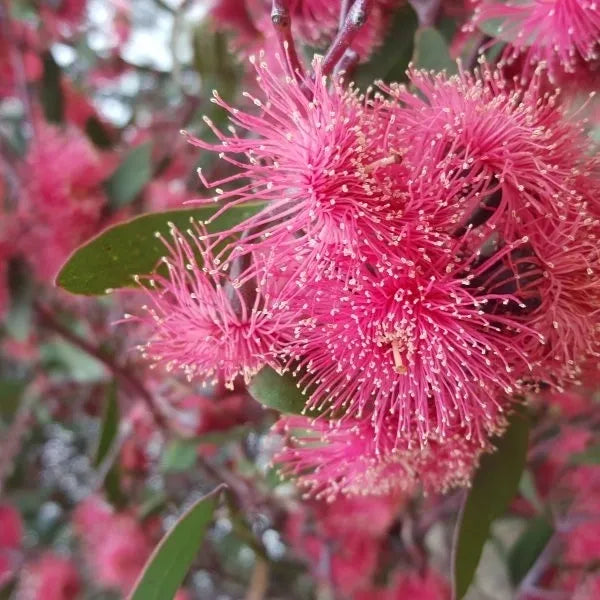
[56,203,264,295]
[128,485,223,600]
[249,367,309,415]
[105,143,153,210]
[412,27,457,74]
[507,516,553,585]
[452,412,530,600]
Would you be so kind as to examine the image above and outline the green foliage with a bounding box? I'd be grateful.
[0,379,27,420]
[249,367,309,415]
[355,5,418,88]
[39,51,64,123]
[452,412,530,599]
[56,204,264,295]
[507,516,553,585]
[85,116,115,149]
[160,440,198,473]
[128,485,223,600]
[412,27,457,74]
[571,444,600,465]
[105,143,153,210]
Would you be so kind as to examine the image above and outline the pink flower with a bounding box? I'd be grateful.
[0,503,22,586]
[574,574,600,600]
[469,0,600,82]
[563,519,600,565]
[17,553,80,600]
[285,252,532,447]
[127,221,296,386]
[74,496,153,595]
[17,123,110,281]
[186,55,406,280]
[275,414,488,500]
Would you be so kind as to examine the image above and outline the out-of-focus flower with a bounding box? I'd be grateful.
[16,553,80,600]
[275,415,489,499]
[74,496,153,596]
[17,123,111,281]
[574,574,600,600]
[0,22,42,99]
[469,0,600,84]
[0,503,23,586]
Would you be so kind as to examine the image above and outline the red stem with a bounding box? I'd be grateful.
[321,0,374,76]
[271,0,306,82]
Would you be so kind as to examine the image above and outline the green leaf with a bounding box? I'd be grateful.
[249,367,309,415]
[105,143,153,210]
[39,51,64,123]
[507,516,553,585]
[56,203,264,295]
[0,379,27,420]
[452,412,530,600]
[160,440,198,473]
[355,5,418,88]
[412,27,457,74]
[85,115,114,149]
[95,381,119,466]
[39,339,108,383]
[518,469,543,512]
[128,485,223,600]
[571,444,600,465]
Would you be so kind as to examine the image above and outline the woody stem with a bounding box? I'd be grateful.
[322,0,374,76]
[271,0,306,83]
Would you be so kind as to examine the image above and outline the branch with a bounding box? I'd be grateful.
[321,0,374,76]
[271,0,306,82]
[33,301,171,431]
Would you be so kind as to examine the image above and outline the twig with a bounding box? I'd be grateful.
[271,0,306,83]
[321,0,374,76]
[408,0,441,27]
[0,392,36,496]
[245,557,269,600]
[33,301,171,430]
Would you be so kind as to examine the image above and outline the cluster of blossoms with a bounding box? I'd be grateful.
[133,0,600,503]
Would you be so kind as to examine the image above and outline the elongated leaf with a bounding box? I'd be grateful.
[128,485,224,600]
[249,367,309,415]
[412,27,457,74]
[452,412,530,600]
[0,379,27,420]
[571,444,600,465]
[56,204,264,295]
[39,51,64,123]
[507,516,553,585]
[94,381,125,506]
[105,143,153,210]
[95,381,119,466]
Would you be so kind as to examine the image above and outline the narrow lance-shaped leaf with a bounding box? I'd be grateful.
[452,411,530,600]
[105,142,153,210]
[94,380,119,466]
[56,203,264,295]
[128,485,224,600]
[507,515,554,585]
